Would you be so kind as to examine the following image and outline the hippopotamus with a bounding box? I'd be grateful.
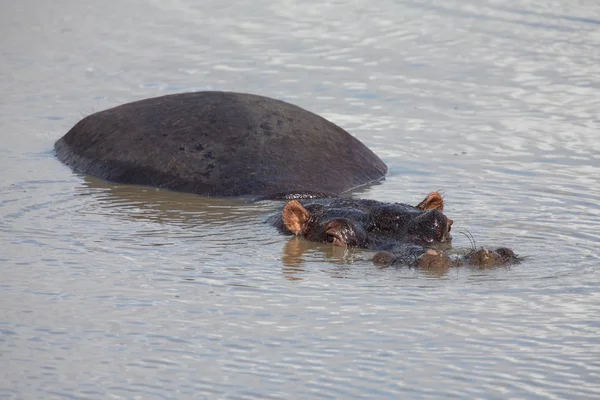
[55,91,387,197]
[268,191,518,268]
[55,91,518,268]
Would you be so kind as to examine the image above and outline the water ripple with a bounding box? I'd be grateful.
[2,0,600,398]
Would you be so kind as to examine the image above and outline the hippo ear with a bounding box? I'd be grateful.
[416,191,444,212]
[282,200,311,235]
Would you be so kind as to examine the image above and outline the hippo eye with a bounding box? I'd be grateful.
[325,232,345,247]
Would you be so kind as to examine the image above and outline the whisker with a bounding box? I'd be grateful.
[459,230,477,251]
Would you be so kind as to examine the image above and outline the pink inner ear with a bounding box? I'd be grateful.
[282,200,311,235]
[416,191,444,212]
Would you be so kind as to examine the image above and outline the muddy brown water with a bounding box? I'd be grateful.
[2,0,600,398]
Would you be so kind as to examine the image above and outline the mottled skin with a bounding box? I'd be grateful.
[54,91,387,197]
[269,192,519,269]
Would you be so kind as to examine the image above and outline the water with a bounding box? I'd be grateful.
[2,0,600,398]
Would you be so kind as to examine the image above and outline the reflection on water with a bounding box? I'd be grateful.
[2,0,600,398]
[77,175,267,226]
[280,236,370,280]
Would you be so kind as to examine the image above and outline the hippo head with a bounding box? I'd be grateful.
[278,192,453,251]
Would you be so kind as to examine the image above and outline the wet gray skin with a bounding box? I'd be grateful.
[54,91,387,197]
[269,192,519,269]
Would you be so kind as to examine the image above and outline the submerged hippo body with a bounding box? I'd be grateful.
[55,91,387,197]
[56,92,517,268]
[269,192,519,268]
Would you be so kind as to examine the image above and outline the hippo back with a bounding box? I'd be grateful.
[54,91,388,197]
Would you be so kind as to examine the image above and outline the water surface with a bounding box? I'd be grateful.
[1,0,600,398]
